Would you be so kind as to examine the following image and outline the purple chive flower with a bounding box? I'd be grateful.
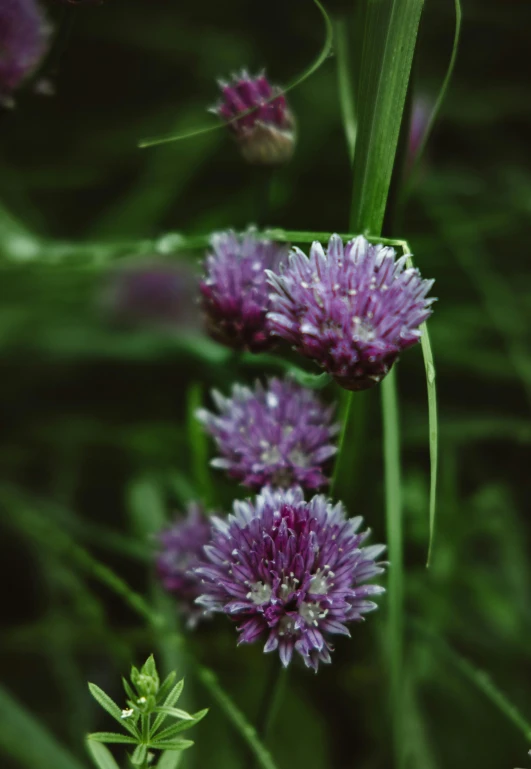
[267,234,435,391]
[197,378,338,490]
[195,486,385,671]
[0,0,50,102]
[213,70,295,165]
[101,257,201,334]
[199,229,288,352]
[157,503,212,628]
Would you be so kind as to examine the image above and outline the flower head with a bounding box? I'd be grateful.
[0,0,50,102]
[213,70,295,165]
[157,504,212,627]
[196,487,385,671]
[197,378,338,490]
[101,257,200,334]
[267,234,435,390]
[200,229,288,352]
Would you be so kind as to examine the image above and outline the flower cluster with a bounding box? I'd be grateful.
[267,234,435,390]
[0,0,50,103]
[199,229,288,352]
[214,71,295,165]
[195,486,385,671]
[157,504,212,627]
[197,377,338,490]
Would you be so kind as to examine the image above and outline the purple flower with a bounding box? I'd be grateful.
[197,378,338,490]
[213,70,295,165]
[406,96,433,175]
[199,229,288,352]
[267,234,435,391]
[101,257,201,334]
[195,486,385,671]
[0,0,50,102]
[157,504,212,628]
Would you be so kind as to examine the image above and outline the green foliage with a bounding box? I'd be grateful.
[88,656,206,768]
[0,684,86,769]
[350,0,424,234]
[1,1,530,769]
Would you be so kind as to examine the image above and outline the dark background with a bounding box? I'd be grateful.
[1,1,531,768]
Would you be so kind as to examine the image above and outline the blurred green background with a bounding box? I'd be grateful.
[1,0,531,768]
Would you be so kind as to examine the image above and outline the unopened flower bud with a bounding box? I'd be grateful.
[213,70,296,165]
[0,0,51,103]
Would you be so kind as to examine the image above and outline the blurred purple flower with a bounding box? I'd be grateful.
[267,234,435,391]
[213,70,295,165]
[157,503,212,628]
[406,96,433,175]
[101,257,201,334]
[197,377,338,490]
[196,486,385,671]
[199,229,288,352]
[0,0,50,102]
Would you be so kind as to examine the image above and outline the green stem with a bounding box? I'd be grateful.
[381,368,404,767]
[330,389,354,499]
[246,664,285,769]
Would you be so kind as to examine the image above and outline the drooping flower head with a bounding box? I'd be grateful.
[197,378,338,491]
[101,257,201,334]
[196,486,385,671]
[200,229,288,352]
[0,0,50,102]
[213,70,295,165]
[157,504,212,627]
[267,234,435,391]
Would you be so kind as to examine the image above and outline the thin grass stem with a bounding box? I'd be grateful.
[381,368,404,768]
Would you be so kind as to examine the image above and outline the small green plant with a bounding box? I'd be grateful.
[87,655,208,769]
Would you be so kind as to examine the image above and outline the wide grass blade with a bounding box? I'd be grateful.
[156,751,185,769]
[86,741,121,769]
[350,0,425,234]
[0,684,86,769]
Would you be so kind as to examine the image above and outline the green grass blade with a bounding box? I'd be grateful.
[381,368,405,767]
[419,322,437,565]
[335,18,357,163]
[404,246,438,566]
[0,683,86,769]
[415,623,531,741]
[2,489,167,630]
[0,228,417,266]
[329,389,354,499]
[406,0,462,190]
[350,0,425,234]
[187,382,213,504]
[195,666,279,769]
[156,751,184,769]
[139,0,333,148]
[86,741,121,769]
